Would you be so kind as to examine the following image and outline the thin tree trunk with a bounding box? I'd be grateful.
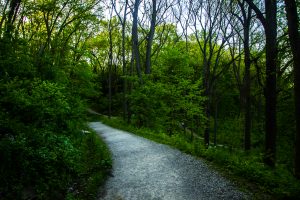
[132,0,142,83]
[0,0,10,38]
[243,6,252,151]
[204,104,210,147]
[284,0,300,179]
[108,7,114,118]
[145,0,157,74]
[214,101,218,146]
[122,0,128,121]
[204,58,210,147]
[127,50,135,123]
[108,63,112,118]
[112,0,129,121]
[5,0,21,37]
[204,87,211,147]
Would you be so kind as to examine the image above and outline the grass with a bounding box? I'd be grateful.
[92,114,300,200]
[67,118,112,200]
[77,128,112,199]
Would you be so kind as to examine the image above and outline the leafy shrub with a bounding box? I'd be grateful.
[0,78,111,199]
[1,78,84,130]
[101,116,300,199]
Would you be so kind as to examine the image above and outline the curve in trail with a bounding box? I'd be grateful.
[89,122,248,200]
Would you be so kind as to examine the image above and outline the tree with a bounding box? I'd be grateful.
[190,0,235,146]
[108,2,114,118]
[230,0,253,151]
[141,0,175,74]
[283,0,300,179]
[4,0,21,37]
[132,0,142,82]
[145,0,157,74]
[112,0,129,120]
[244,0,278,167]
[171,0,193,52]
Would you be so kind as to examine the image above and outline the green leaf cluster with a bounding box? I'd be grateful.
[0,78,111,199]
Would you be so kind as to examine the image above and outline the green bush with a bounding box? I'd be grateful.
[100,116,300,199]
[0,78,111,199]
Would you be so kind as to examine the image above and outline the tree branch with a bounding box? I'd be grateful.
[244,0,266,28]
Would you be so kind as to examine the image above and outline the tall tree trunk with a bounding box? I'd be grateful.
[203,59,210,147]
[243,6,252,151]
[145,0,157,74]
[204,101,210,147]
[213,100,218,146]
[0,0,10,38]
[245,0,277,167]
[132,0,142,82]
[264,0,277,167]
[284,0,300,179]
[108,57,112,118]
[244,45,251,151]
[122,0,128,121]
[6,0,21,36]
[108,6,114,118]
[127,48,135,123]
[112,0,128,120]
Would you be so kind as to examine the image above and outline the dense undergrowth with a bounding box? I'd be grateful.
[99,116,300,200]
[0,79,112,200]
[0,1,112,197]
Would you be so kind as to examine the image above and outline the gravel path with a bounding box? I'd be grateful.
[89,122,249,200]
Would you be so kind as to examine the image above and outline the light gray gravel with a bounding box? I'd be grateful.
[89,122,249,200]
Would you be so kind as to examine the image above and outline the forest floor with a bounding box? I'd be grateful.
[89,122,250,200]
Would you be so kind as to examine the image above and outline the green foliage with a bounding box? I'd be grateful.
[129,80,169,128]
[0,77,111,199]
[87,15,299,199]
[0,128,111,199]
[127,46,205,135]
[203,147,300,199]
[1,0,299,198]
[0,0,110,197]
[75,131,112,199]
[214,118,244,148]
[3,79,70,126]
[101,116,300,199]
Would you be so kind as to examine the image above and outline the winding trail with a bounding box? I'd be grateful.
[89,122,248,200]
